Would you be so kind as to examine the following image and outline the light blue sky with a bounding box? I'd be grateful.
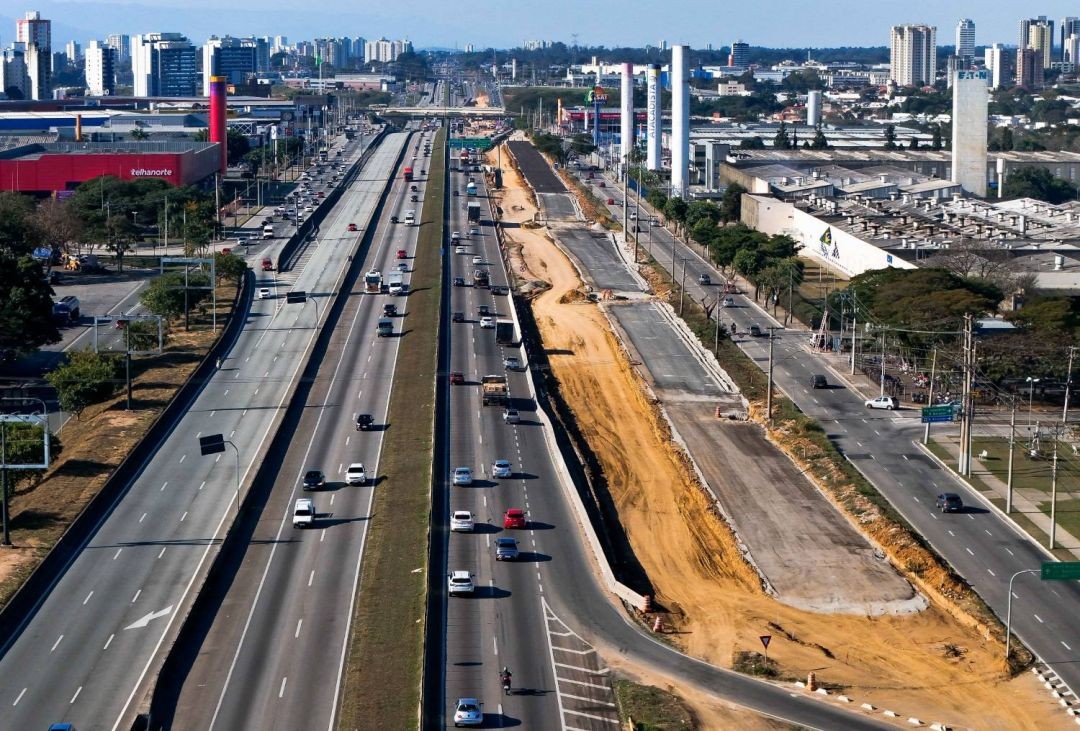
[3,0,1075,50]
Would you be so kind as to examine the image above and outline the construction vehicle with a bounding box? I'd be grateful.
[481,375,508,406]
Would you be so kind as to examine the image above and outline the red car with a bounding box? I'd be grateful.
[606,198,614,205]
[503,508,526,529]
[347,223,358,231]
[396,249,407,259]
[449,372,464,385]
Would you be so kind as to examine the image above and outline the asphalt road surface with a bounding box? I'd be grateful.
[0,132,394,731]
[166,130,418,731]
[507,140,566,194]
[598,170,1080,698]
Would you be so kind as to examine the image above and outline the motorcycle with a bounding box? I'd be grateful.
[500,671,512,696]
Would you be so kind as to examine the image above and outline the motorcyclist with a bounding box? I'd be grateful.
[500,667,512,687]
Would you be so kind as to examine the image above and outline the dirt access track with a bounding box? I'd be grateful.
[489,138,1067,730]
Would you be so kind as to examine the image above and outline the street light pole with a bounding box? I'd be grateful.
[766,327,776,423]
[1005,569,1039,663]
[679,258,687,316]
[1027,377,1040,429]
[1006,398,1016,514]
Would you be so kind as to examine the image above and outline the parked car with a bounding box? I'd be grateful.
[448,570,475,596]
[935,493,964,513]
[810,374,828,389]
[452,467,473,486]
[492,459,512,478]
[302,469,325,490]
[345,463,367,485]
[451,510,474,532]
[503,508,526,529]
[495,536,519,561]
[865,395,899,411]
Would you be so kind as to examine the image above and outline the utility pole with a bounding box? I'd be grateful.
[1006,397,1016,513]
[679,258,687,316]
[850,307,857,376]
[1064,346,1076,425]
[766,327,776,423]
[922,346,937,445]
[1050,428,1059,549]
[714,302,720,353]
[879,328,886,397]
[1,421,7,546]
[958,314,974,476]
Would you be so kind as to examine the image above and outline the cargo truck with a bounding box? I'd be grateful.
[472,269,489,288]
[467,201,482,224]
[364,269,383,294]
[495,319,515,345]
[481,375,508,406]
[387,271,404,296]
[403,166,414,182]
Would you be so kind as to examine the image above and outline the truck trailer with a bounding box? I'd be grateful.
[467,201,482,224]
[364,269,383,294]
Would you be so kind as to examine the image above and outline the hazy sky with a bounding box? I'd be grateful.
[1,0,1075,50]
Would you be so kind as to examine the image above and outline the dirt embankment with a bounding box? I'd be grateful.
[487,143,1068,730]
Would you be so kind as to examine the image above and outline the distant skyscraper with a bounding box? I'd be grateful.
[1016,47,1043,90]
[16,11,51,99]
[132,32,198,97]
[106,34,130,62]
[951,69,988,197]
[1067,35,1080,65]
[984,44,1010,90]
[84,40,115,96]
[0,45,30,99]
[203,36,257,95]
[254,37,270,72]
[1062,18,1080,61]
[729,40,749,67]
[1020,16,1054,69]
[64,40,80,67]
[954,19,975,66]
[890,24,937,87]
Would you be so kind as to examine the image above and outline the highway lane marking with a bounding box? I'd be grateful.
[216,454,221,463]
[913,496,920,503]
[1063,641,1073,651]
[230,430,235,438]
[1052,589,1061,597]
[224,389,229,396]
[295,619,303,639]
[178,454,186,463]
[210,411,216,418]
[562,690,617,706]
[564,708,619,723]
[158,546,168,559]
[558,676,609,690]
[948,530,955,537]
[309,570,315,587]
[278,676,287,698]
[139,512,147,523]
[70,686,82,704]
[242,410,247,417]
[161,481,168,491]
[132,589,141,603]
[51,635,63,652]
[985,529,992,536]
[103,633,114,650]
[493,635,498,656]
[1005,547,1014,556]
[83,591,93,605]
[987,569,995,577]
[254,388,260,395]
[199,481,206,491]
[965,548,974,556]
[930,513,938,520]
[1035,614,1044,623]
[180,511,188,522]
[13,687,26,705]
[320,529,326,542]
[114,548,122,559]
[263,371,269,378]
[902,455,909,461]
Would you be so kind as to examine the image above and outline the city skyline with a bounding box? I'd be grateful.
[5,0,1080,51]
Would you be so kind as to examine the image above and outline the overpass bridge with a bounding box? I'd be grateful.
[383,106,507,117]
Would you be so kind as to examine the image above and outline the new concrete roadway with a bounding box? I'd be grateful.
[0,132,403,731]
[595,168,1080,700]
[163,130,429,731]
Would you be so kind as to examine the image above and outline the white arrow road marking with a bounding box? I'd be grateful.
[124,605,173,630]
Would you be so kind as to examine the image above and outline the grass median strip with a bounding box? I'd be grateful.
[337,129,444,730]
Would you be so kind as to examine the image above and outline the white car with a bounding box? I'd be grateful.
[479,317,496,329]
[451,510,474,532]
[448,570,475,596]
[453,697,483,727]
[452,467,473,486]
[492,459,512,479]
[502,408,520,424]
[865,395,899,410]
[471,255,483,265]
[504,356,520,371]
[469,226,480,236]
[257,287,272,299]
[292,498,315,528]
[451,231,461,242]
[455,245,467,254]
[722,296,735,307]
[345,463,367,485]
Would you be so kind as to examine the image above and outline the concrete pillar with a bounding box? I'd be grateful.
[646,64,662,171]
[807,90,822,127]
[671,45,689,198]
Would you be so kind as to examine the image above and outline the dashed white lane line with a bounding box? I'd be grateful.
[1035,614,1044,623]
[493,635,498,657]
[13,687,26,706]
[199,481,206,491]
[131,589,141,603]
[1004,547,1014,556]
[83,591,93,605]
[965,547,974,556]
[113,549,122,560]
[295,619,303,639]
[158,547,167,559]
[103,633,114,650]
[987,568,995,577]
[178,454,186,464]
[308,570,316,587]
[278,676,287,698]
[161,481,168,491]
[139,513,147,523]
[180,511,188,522]
[51,635,63,652]
[1063,641,1073,651]
[70,686,82,704]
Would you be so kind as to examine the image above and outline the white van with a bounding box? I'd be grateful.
[293,498,315,528]
[262,224,274,239]
[404,210,415,226]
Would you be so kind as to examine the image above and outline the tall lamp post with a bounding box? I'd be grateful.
[1027,376,1040,429]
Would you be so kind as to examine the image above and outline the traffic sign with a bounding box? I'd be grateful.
[198,434,226,456]
[449,137,493,150]
[921,404,954,423]
[759,635,771,649]
[1041,562,1080,581]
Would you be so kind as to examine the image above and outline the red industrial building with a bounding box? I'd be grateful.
[0,140,220,194]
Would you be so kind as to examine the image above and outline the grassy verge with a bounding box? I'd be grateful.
[634,248,1032,672]
[337,129,444,730]
[613,678,696,731]
[0,278,239,610]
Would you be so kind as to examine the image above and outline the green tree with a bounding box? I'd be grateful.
[739,136,766,149]
[214,251,249,282]
[1002,167,1078,204]
[46,350,122,418]
[129,126,149,141]
[691,219,717,247]
[0,420,61,492]
[720,182,748,222]
[0,254,61,361]
[810,127,829,149]
[226,128,251,165]
[772,121,791,150]
[140,271,212,320]
[34,198,83,255]
[568,133,596,158]
[647,188,668,211]
[685,200,721,229]
[883,123,897,150]
[931,125,943,150]
[663,197,689,230]
[0,192,42,256]
[105,214,138,272]
[710,223,766,269]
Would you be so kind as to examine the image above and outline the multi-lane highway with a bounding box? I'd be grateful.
[0,130,397,731]
[594,169,1080,696]
[165,129,428,731]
